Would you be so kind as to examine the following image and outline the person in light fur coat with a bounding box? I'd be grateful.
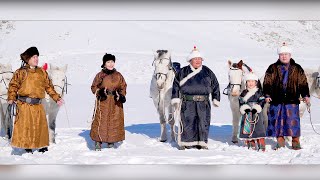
[238,72,266,152]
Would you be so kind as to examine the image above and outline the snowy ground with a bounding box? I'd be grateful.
[1,20,320,165]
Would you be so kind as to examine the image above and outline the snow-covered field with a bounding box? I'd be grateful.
[1,20,320,165]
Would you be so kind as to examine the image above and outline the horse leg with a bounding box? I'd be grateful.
[0,102,5,137]
[231,110,240,143]
[168,106,175,142]
[159,103,167,142]
[48,103,59,144]
[48,114,57,144]
[1,102,12,139]
[230,97,240,143]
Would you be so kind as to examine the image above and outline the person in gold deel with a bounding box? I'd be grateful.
[7,46,64,154]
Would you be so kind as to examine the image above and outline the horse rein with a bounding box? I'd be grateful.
[316,75,320,89]
[0,71,13,90]
[0,71,13,100]
[53,76,71,96]
[223,63,252,95]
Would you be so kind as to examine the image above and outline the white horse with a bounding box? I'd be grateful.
[42,63,68,144]
[225,60,255,143]
[0,63,14,139]
[300,66,320,116]
[150,50,176,142]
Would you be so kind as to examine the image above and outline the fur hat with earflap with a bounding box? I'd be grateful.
[277,42,292,54]
[20,46,39,63]
[245,72,259,82]
[101,53,116,68]
[186,46,203,62]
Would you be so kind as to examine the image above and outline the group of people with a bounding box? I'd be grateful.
[5,42,310,153]
[171,43,310,151]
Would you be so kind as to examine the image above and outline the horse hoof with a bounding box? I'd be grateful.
[232,140,238,144]
[159,139,167,142]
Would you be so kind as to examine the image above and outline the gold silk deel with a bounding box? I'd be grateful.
[7,65,61,149]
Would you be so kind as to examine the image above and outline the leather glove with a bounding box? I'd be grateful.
[114,91,126,103]
[97,88,107,101]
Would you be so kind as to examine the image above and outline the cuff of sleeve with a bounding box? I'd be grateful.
[240,104,251,114]
[171,98,181,105]
[53,95,61,102]
[213,99,220,107]
[252,104,262,113]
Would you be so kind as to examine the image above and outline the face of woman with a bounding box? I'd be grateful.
[104,60,115,70]
[28,55,39,67]
[246,80,257,89]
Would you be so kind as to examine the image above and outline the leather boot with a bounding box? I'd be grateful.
[257,138,266,152]
[292,137,301,150]
[274,136,285,150]
[95,142,102,151]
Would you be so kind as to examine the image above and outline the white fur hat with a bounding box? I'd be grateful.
[245,72,259,81]
[186,46,203,62]
[277,42,292,54]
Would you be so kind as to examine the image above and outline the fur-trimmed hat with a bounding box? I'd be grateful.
[20,46,39,62]
[245,72,259,81]
[277,42,292,54]
[101,53,116,68]
[186,46,203,62]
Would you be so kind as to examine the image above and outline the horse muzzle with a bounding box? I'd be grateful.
[231,91,240,96]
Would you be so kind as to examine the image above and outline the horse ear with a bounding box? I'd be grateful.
[228,60,232,67]
[238,60,244,69]
[312,72,319,78]
[166,50,171,58]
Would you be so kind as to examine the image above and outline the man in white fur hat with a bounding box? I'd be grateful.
[171,46,220,150]
[263,42,310,150]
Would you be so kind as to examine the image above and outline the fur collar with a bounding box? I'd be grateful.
[179,65,202,86]
[102,68,116,75]
[243,87,258,102]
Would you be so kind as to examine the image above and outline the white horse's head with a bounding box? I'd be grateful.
[312,66,320,97]
[227,60,252,96]
[316,66,320,89]
[153,50,172,89]
[47,63,68,97]
[0,63,13,95]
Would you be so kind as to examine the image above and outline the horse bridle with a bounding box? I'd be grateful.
[53,76,71,96]
[223,63,252,95]
[0,71,13,100]
[0,71,13,90]
[316,74,320,89]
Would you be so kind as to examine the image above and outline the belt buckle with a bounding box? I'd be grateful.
[26,97,32,104]
[193,95,202,101]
